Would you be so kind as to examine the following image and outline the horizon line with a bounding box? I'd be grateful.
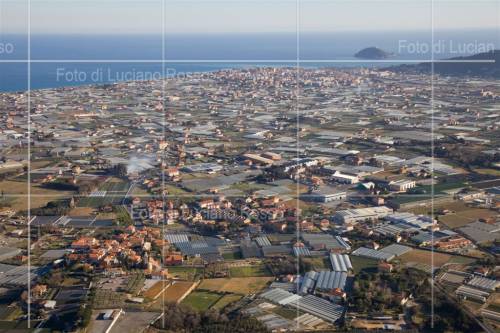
[2,27,499,36]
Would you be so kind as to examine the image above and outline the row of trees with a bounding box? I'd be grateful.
[435,144,500,170]
[152,303,269,333]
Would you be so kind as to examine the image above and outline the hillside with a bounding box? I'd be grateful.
[390,50,499,78]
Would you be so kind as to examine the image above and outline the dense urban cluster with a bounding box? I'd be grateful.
[0,66,498,332]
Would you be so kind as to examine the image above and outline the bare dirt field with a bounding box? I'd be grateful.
[198,277,273,295]
[399,249,452,267]
[0,180,74,210]
[439,207,496,228]
[143,280,170,300]
[69,207,96,216]
[147,281,196,310]
[404,201,496,229]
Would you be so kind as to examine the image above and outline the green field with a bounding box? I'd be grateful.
[391,195,433,205]
[181,291,222,312]
[448,255,476,265]
[229,265,271,277]
[230,182,267,194]
[350,256,379,274]
[392,181,467,205]
[420,181,466,194]
[211,294,242,310]
[222,251,242,260]
[167,266,204,281]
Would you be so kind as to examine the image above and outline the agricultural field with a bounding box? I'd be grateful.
[0,320,38,331]
[68,207,95,216]
[148,281,196,310]
[447,255,477,265]
[181,291,222,312]
[473,168,500,177]
[130,185,151,197]
[420,181,467,194]
[167,266,203,281]
[211,294,242,310]
[229,264,271,277]
[61,277,82,287]
[143,280,170,300]
[398,249,452,267]
[124,273,146,295]
[163,281,196,303]
[0,180,74,210]
[77,180,130,207]
[222,251,243,260]
[485,294,500,313]
[0,305,22,321]
[93,290,126,309]
[198,277,273,295]
[350,256,379,274]
[163,184,189,196]
[391,180,467,206]
[229,182,267,194]
[404,199,497,228]
[438,206,496,229]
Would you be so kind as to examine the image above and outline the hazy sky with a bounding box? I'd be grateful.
[0,0,498,34]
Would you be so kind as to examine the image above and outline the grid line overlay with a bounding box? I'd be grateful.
[0,59,495,63]
[295,0,300,327]
[9,0,495,330]
[161,0,167,327]
[27,0,31,328]
[430,0,435,328]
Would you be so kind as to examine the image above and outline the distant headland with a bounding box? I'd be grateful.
[390,50,499,78]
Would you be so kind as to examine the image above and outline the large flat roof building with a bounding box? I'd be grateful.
[333,206,393,224]
[385,212,434,230]
[459,222,500,244]
[300,187,347,203]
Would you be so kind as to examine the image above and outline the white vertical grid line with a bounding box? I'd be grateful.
[430,0,435,328]
[27,0,31,328]
[161,0,167,328]
[0,1,3,35]
[295,0,301,327]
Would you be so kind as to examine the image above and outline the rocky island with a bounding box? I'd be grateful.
[354,47,393,59]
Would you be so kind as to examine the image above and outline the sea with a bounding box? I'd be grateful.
[0,29,497,92]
